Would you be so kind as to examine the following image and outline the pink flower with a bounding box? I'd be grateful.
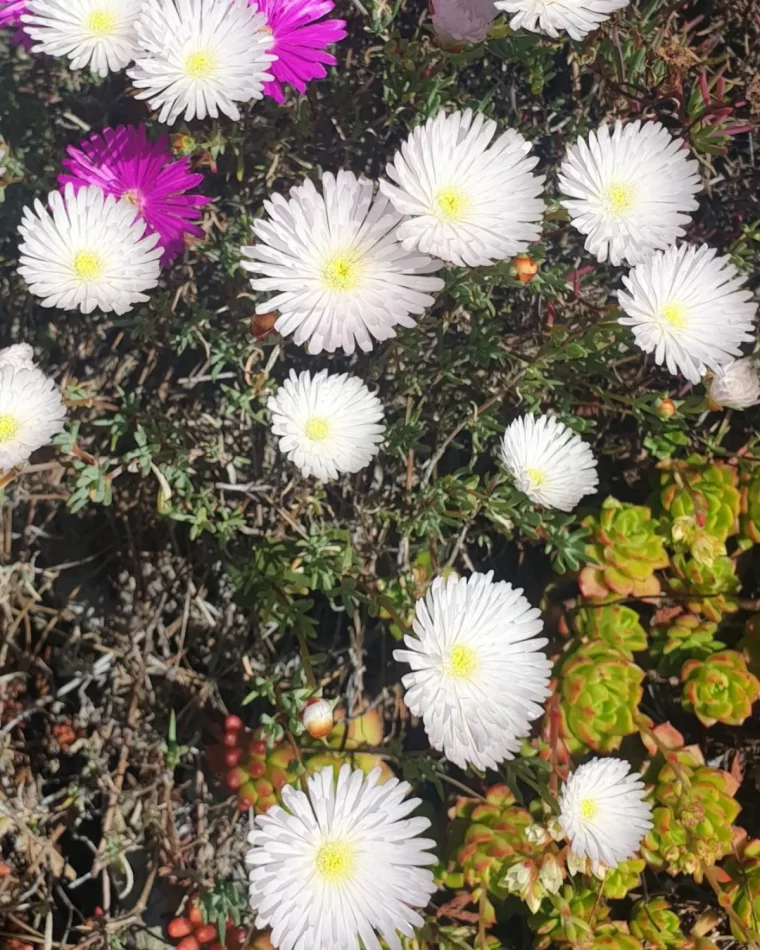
[0,0,33,48]
[253,0,347,103]
[59,125,210,267]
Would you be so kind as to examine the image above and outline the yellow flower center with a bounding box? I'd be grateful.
[322,255,360,292]
[0,413,20,443]
[447,644,478,680]
[580,798,599,819]
[85,8,117,35]
[525,467,547,488]
[184,50,216,79]
[121,188,142,207]
[660,301,687,329]
[315,840,356,882]
[73,250,104,281]
[435,186,470,222]
[603,182,635,216]
[304,416,331,442]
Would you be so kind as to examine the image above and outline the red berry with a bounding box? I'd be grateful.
[223,731,239,748]
[250,740,267,757]
[188,904,203,927]
[224,748,243,768]
[248,759,265,779]
[194,925,218,944]
[237,781,258,810]
[225,767,248,791]
[168,918,194,939]
[176,938,199,950]
[224,715,243,733]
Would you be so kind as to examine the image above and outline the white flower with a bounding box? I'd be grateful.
[559,757,653,871]
[494,0,629,41]
[500,414,598,512]
[394,572,551,771]
[246,764,437,950]
[558,121,701,266]
[18,184,162,316]
[268,369,385,482]
[0,363,66,473]
[380,109,545,267]
[22,0,141,78]
[128,0,275,124]
[301,698,334,739]
[241,171,444,355]
[430,0,496,49]
[707,357,760,410]
[0,344,36,371]
[618,243,756,385]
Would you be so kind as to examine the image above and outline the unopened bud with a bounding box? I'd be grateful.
[566,848,588,877]
[546,817,564,842]
[502,859,534,894]
[657,398,677,419]
[525,823,551,846]
[538,854,563,895]
[302,698,333,739]
[513,254,539,284]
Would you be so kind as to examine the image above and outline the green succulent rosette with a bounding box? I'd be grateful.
[573,604,647,658]
[651,613,725,677]
[660,460,740,559]
[739,466,760,545]
[669,553,740,622]
[681,649,760,726]
[630,897,686,949]
[723,837,760,941]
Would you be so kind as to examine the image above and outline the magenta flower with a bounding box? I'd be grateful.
[0,0,32,47]
[59,125,210,267]
[253,0,347,103]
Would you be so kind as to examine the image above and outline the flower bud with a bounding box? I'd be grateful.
[430,0,496,51]
[707,357,760,411]
[513,254,539,284]
[566,848,588,877]
[546,817,564,842]
[538,854,563,895]
[525,823,551,846]
[657,398,677,419]
[502,859,534,894]
[302,698,333,739]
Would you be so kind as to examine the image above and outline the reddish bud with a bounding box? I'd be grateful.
[194,925,218,944]
[248,759,266,779]
[226,767,248,791]
[224,747,243,768]
[168,919,194,939]
[223,731,239,748]
[188,904,204,927]
[176,938,199,950]
[302,698,334,739]
[657,398,676,418]
[513,254,539,284]
[224,715,244,733]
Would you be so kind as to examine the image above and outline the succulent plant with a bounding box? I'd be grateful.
[306,706,394,782]
[559,642,644,753]
[723,837,760,941]
[601,858,646,900]
[668,553,740,622]
[739,466,760,545]
[630,897,686,949]
[573,605,647,657]
[592,925,644,950]
[660,460,740,559]
[530,883,611,949]
[739,613,760,675]
[642,746,740,880]
[681,649,760,726]
[579,498,668,602]
[651,613,725,678]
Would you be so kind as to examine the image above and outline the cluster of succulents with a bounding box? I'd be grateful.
[559,641,644,753]
[739,466,760,545]
[206,715,297,813]
[650,612,725,678]
[659,459,740,562]
[641,742,740,879]
[723,836,760,940]
[530,883,611,949]
[629,897,686,949]
[681,649,760,726]
[572,605,647,657]
[668,552,740,622]
[579,498,668,601]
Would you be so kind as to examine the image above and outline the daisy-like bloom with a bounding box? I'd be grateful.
[618,243,756,385]
[558,758,652,871]
[380,109,545,268]
[241,170,444,355]
[268,369,385,481]
[0,361,66,473]
[430,0,497,50]
[394,572,551,771]
[558,121,701,266]
[246,764,437,950]
[18,184,163,315]
[22,0,141,78]
[494,0,628,42]
[499,414,598,512]
[707,356,760,410]
[128,0,275,124]
[252,0,346,104]
[0,343,36,371]
[59,124,210,266]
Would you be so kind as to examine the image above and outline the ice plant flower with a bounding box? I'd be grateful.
[128,0,275,124]
[500,414,598,512]
[59,124,210,266]
[394,572,551,771]
[252,0,347,104]
[22,0,141,77]
[559,121,701,266]
[380,109,545,267]
[429,0,497,50]
[494,0,629,41]
[559,757,652,871]
[241,170,444,354]
[18,184,163,315]
[268,369,385,481]
[0,0,30,47]
[246,764,437,950]
[618,243,756,385]
[707,357,760,410]
[0,359,66,473]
